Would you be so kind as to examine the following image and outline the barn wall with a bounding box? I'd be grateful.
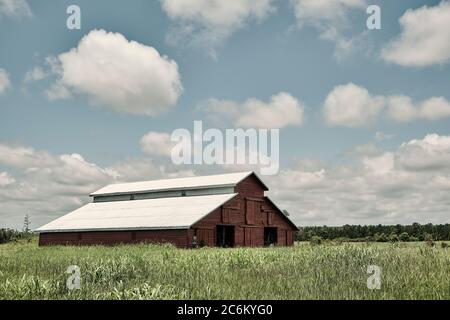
[192,175,296,247]
[39,229,190,247]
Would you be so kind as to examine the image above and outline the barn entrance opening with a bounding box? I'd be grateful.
[264,227,277,246]
[216,225,234,248]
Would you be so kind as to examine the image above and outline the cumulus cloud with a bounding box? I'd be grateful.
[47,29,183,116]
[387,95,450,122]
[291,0,367,58]
[0,144,114,228]
[381,1,450,67]
[0,0,32,18]
[161,0,275,57]
[0,68,11,94]
[140,131,175,157]
[0,143,59,169]
[395,134,450,172]
[199,92,305,128]
[323,83,384,127]
[23,66,47,83]
[0,141,197,229]
[323,83,450,126]
[0,171,15,186]
[267,133,450,225]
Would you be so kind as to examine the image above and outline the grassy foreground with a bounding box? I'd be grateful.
[0,238,448,300]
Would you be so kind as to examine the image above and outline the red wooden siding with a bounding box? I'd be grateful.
[39,229,190,247]
[191,174,297,247]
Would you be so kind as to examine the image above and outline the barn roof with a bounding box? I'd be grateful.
[90,171,268,196]
[36,193,238,233]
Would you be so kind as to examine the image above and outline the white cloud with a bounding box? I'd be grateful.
[24,66,47,83]
[387,95,450,122]
[47,29,183,116]
[46,82,73,100]
[0,68,11,94]
[0,143,116,229]
[323,83,384,127]
[268,134,450,225]
[140,131,175,157]
[161,0,275,57]
[0,142,190,229]
[396,134,450,171]
[0,144,59,169]
[381,1,450,67]
[322,83,450,126]
[199,92,305,128]
[290,0,367,58]
[0,0,32,18]
[0,171,15,186]
[385,95,417,122]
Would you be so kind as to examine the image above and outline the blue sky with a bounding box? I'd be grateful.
[1,0,450,229]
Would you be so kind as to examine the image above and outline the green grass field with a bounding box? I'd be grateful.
[0,238,448,300]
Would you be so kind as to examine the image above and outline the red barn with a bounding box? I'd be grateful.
[37,171,298,247]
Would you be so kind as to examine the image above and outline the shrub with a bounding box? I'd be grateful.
[310,236,322,245]
[424,233,435,247]
[389,233,399,242]
[399,232,410,242]
[375,233,387,242]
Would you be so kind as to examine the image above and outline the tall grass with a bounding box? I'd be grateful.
[0,238,448,300]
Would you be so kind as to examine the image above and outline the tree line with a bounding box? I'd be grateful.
[296,223,450,242]
[0,214,33,244]
[0,228,33,244]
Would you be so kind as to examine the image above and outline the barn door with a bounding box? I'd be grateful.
[197,229,214,247]
[286,230,293,245]
[244,228,253,246]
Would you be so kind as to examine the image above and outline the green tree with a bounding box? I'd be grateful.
[389,233,399,242]
[399,232,410,242]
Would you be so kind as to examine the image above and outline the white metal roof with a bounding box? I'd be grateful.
[90,171,267,196]
[36,193,237,233]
